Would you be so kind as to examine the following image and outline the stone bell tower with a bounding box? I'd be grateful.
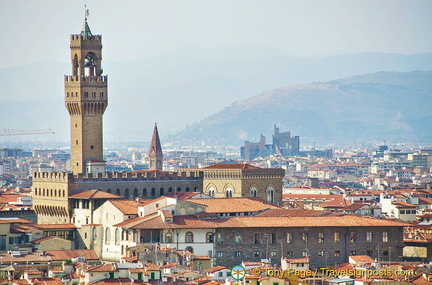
[65,13,108,174]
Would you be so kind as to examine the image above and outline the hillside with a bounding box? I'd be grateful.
[169,71,432,145]
[0,48,431,142]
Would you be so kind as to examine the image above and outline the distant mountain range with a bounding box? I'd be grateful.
[169,71,432,145]
[0,45,431,144]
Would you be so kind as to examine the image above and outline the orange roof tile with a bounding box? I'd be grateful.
[110,200,140,215]
[205,266,228,273]
[125,214,408,230]
[69,190,122,199]
[0,217,32,224]
[349,255,375,263]
[203,163,260,169]
[84,264,115,272]
[36,224,77,230]
[89,278,146,285]
[185,197,280,213]
[45,249,99,261]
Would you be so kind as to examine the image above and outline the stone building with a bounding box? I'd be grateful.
[188,163,284,205]
[31,19,203,226]
[112,206,406,268]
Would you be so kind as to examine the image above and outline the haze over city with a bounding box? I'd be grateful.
[1,0,431,146]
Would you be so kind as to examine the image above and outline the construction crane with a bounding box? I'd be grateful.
[0,129,55,136]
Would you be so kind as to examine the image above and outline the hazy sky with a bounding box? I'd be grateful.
[1,0,431,68]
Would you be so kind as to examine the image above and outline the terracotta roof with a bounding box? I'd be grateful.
[0,217,32,224]
[10,224,41,233]
[27,278,62,285]
[283,258,309,263]
[254,209,330,217]
[203,163,260,170]
[343,203,369,211]
[283,194,342,200]
[45,249,99,261]
[125,214,408,230]
[114,212,160,228]
[164,192,203,199]
[184,197,280,213]
[31,236,60,243]
[0,252,49,263]
[161,210,173,218]
[162,262,179,268]
[89,278,146,285]
[349,255,375,263]
[145,263,161,271]
[69,190,122,199]
[84,264,116,272]
[36,224,77,230]
[110,200,140,215]
[0,194,26,204]
[204,266,228,273]
[393,201,417,208]
[128,268,147,274]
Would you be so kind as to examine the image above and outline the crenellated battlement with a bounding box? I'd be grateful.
[32,171,72,182]
[33,170,203,183]
[65,75,107,83]
[70,34,102,42]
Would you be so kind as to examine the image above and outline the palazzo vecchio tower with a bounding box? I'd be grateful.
[65,16,107,174]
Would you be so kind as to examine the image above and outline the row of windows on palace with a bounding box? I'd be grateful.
[33,186,199,199]
[214,248,392,259]
[94,228,391,246]
[66,91,104,98]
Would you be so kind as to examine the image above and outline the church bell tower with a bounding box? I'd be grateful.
[65,12,108,174]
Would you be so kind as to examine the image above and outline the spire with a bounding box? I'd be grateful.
[81,5,93,36]
[149,123,163,170]
[149,123,163,157]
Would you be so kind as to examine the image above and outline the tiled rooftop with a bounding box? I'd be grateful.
[69,190,122,199]
[185,197,280,213]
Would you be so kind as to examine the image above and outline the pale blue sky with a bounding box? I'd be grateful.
[1,0,431,68]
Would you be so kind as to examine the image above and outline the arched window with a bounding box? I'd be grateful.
[124,189,130,199]
[143,188,147,196]
[250,187,257,197]
[185,246,194,253]
[185,187,190,192]
[151,188,155,196]
[206,232,214,243]
[185,231,194,243]
[133,189,138,198]
[177,187,181,192]
[226,187,233,198]
[160,188,164,196]
[107,189,112,193]
[267,186,274,203]
[165,232,173,243]
[208,187,215,197]
[168,187,173,193]
[115,228,120,245]
[105,227,111,244]
[116,189,121,196]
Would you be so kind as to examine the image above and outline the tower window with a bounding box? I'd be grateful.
[92,92,96,98]
[76,140,78,145]
[91,145,94,149]
[100,92,104,98]
[66,92,69,97]
[76,162,79,166]
[75,124,78,127]
[84,92,89,98]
